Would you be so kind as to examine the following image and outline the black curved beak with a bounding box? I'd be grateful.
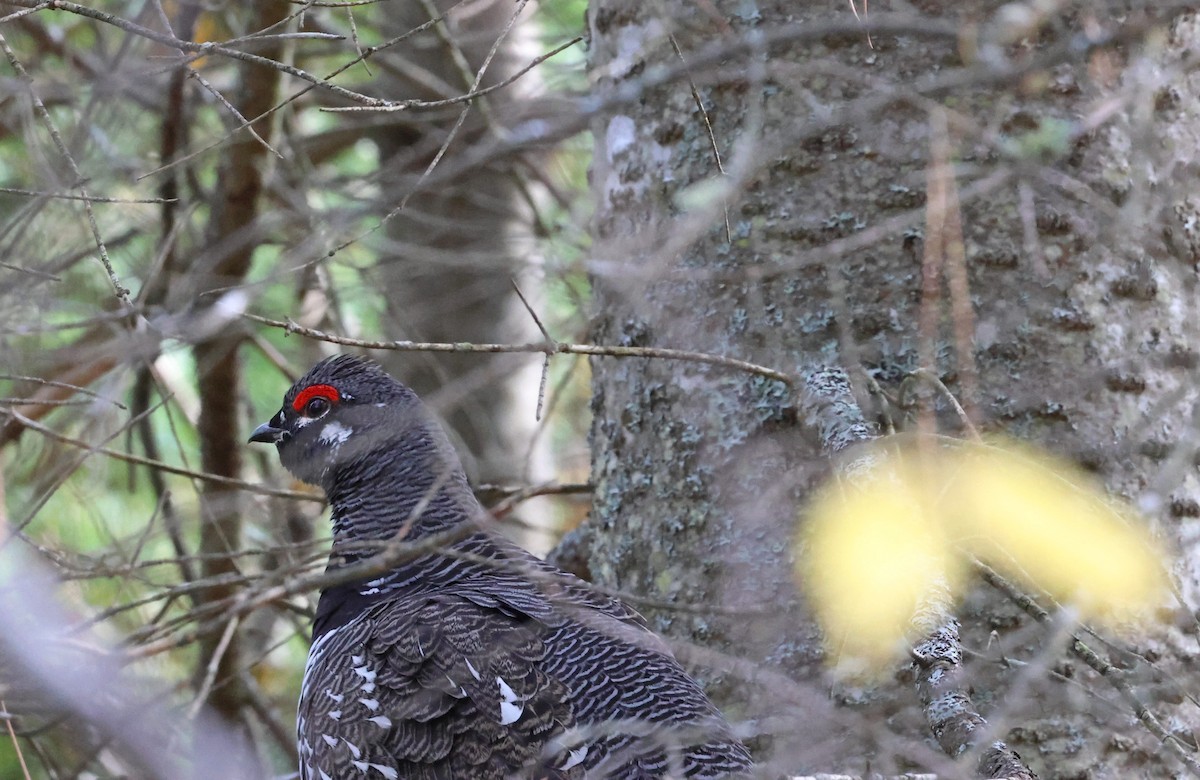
[248,412,286,444]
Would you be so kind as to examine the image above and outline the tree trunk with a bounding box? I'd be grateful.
[368,0,551,494]
[584,1,1200,776]
[193,1,290,767]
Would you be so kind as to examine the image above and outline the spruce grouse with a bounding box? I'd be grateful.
[250,354,753,779]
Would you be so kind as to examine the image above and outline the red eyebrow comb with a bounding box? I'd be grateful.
[292,384,340,413]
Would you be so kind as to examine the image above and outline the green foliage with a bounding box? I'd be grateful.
[0,0,593,773]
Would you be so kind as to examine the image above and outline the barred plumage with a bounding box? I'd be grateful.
[250,355,753,779]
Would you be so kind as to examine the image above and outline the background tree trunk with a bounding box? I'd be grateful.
[192,0,290,765]
[369,0,551,493]
[584,1,1200,775]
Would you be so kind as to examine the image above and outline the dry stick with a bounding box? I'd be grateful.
[83,569,294,640]
[6,410,320,502]
[0,0,385,107]
[798,367,1036,779]
[520,352,585,473]
[343,5,371,77]
[910,362,1196,767]
[133,1,470,182]
[510,280,554,421]
[296,0,390,6]
[126,486,751,658]
[482,480,592,520]
[910,111,1033,775]
[78,4,1149,282]
[187,614,240,719]
[0,32,131,308]
[918,107,950,439]
[240,673,299,765]
[904,369,978,440]
[669,32,731,244]
[412,0,560,240]
[937,136,980,425]
[2,398,167,551]
[242,312,794,385]
[977,562,1200,777]
[23,2,1167,197]
[127,522,477,659]
[327,31,585,114]
[0,699,31,780]
[186,68,281,160]
[396,0,530,214]
[0,187,172,203]
[0,1,48,23]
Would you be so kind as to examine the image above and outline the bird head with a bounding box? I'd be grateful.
[248,354,437,491]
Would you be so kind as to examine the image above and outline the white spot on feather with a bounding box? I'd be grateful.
[369,715,392,729]
[322,734,338,747]
[370,765,398,780]
[464,658,481,681]
[345,741,362,759]
[497,676,518,703]
[359,576,387,596]
[319,770,332,780]
[353,666,376,683]
[560,745,589,771]
[329,710,341,721]
[497,676,523,724]
[319,421,353,447]
[500,701,523,725]
[359,698,380,711]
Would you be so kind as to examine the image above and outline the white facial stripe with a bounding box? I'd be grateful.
[319,421,353,447]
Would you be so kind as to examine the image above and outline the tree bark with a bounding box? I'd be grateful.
[193,0,290,763]
[584,1,1200,776]
[367,0,553,494]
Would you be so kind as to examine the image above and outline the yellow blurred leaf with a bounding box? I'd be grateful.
[800,453,965,667]
[949,440,1167,621]
[797,437,1168,670]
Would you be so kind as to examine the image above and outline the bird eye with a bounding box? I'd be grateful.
[303,397,331,418]
[292,384,341,417]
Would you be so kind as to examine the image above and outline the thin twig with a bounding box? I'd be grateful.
[242,312,794,385]
[396,0,531,214]
[0,31,132,306]
[326,34,584,114]
[0,699,31,780]
[188,615,241,719]
[978,561,1200,777]
[0,187,173,203]
[511,280,555,421]
[4,410,321,502]
[669,33,730,243]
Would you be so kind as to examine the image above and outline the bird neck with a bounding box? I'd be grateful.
[324,441,479,567]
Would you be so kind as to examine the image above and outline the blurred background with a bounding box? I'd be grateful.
[2,1,1200,778]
